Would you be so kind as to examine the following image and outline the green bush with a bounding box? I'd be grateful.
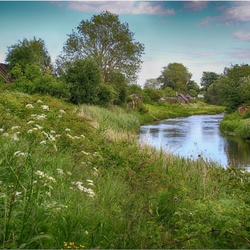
[66,58,102,105]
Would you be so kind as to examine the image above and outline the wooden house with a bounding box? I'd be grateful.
[0,63,11,82]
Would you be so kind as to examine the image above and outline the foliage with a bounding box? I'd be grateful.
[158,63,192,91]
[96,84,116,107]
[0,90,248,249]
[66,58,102,105]
[144,78,161,89]
[204,64,250,113]
[58,11,144,83]
[6,37,51,73]
[143,88,164,103]
[200,71,220,91]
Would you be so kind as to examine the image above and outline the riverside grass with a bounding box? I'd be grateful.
[0,91,249,249]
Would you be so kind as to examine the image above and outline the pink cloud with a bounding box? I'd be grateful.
[233,31,250,42]
[183,1,208,12]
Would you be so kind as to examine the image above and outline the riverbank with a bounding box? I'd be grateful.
[220,111,250,141]
[0,91,249,249]
[134,101,225,124]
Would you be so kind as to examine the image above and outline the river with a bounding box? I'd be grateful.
[140,113,250,169]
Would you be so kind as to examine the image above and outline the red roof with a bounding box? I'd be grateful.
[0,63,11,82]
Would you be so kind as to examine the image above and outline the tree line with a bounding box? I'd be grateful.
[1,10,250,113]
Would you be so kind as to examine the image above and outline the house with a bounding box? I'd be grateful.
[0,63,11,82]
[159,93,190,104]
[184,92,194,101]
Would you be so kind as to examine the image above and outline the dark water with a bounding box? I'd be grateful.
[140,113,250,169]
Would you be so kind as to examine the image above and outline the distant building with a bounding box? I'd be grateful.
[159,92,193,104]
[0,63,11,82]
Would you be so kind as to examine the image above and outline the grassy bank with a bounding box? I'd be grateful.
[0,91,249,249]
[134,101,225,124]
[220,111,250,141]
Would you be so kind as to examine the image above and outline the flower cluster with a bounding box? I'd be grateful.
[63,241,85,249]
[71,180,95,198]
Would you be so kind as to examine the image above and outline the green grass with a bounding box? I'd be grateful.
[0,90,249,249]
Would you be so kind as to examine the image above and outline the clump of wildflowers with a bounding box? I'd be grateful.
[71,180,95,198]
[63,241,85,249]
[25,104,34,109]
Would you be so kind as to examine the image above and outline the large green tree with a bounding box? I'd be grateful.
[6,37,51,73]
[57,11,144,83]
[200,71,220,91]
[158,63,192,91]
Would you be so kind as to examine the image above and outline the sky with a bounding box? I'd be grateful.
[0,1,250,86]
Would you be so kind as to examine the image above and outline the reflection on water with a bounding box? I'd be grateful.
[140,113,250,168]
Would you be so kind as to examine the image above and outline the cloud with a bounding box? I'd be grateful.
[233,31,250,42]
[183,1,208,12]
[67,1,175,15]
[229,49,250,59]
[198,16,215,27]
[223,2,250,22]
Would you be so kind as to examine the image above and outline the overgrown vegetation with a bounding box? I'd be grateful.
[0,90,249,249]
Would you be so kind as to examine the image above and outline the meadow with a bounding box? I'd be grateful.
[0,90,249,249]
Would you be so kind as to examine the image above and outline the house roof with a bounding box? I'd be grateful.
[177,93,189,102]
[0,63,11,82]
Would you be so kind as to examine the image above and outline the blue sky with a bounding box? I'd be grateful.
[1,1,250,86]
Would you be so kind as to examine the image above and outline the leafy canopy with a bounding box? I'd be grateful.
[58,11,145,83]
[158,63,192,91]
[6,37,51,73]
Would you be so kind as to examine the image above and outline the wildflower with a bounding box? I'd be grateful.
[45,191,51,197]
[35,124,43,130]
[2,132,9,137]
[57,168,64,175]
[66,134,75,140]
[11,125,20,130]
[0,128,4,132]
[80,134,85,139]
[37,100,43,103]
[40,140,46,145]
[50,130,56,134]
[41,105,49,111]
[14,151,28,157]
[46,176,56,183]
[12,133,19,141]
[27,120,35,124]
[65,128,71,132]
[35,170,46,178]
[36,114,47,120]
[85,230,89,235]
[48,134,56,142]
[15,191,22,197]
[59,109,66,114]
[25,104,34,109]
[81,151,90,156]
[174,196,178,201]
[87,179,94,186]
[67,171,72,176]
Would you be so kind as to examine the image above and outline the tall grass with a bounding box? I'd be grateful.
[0,90,249,249]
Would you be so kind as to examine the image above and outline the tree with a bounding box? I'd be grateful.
[6,37,51,74]
[200,71,220,91]
[58,11,144,83]
[158,63,192,91]
[65,58,102,105]
[144,78,161,89]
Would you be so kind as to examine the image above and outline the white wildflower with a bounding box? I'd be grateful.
[80,134,85,139]
[36,114,47,120]
[57,115,62,118]
[81,151,90,156]
[66,134,75,140]
[67,171,72,176]
[11,126,20,130]
[65,128,71,132]
[37,100,43,103]
[2,133,9,137]
[15,191,22,197]
[0,128,4,132]
[12,133,19,141]
[32,127,38,131]
[31,114,37,117]
[48,134,56,142]
[25,104,34,109]
[27,120,35,124]
[40,140,46,145]
[85,231,89,235]
[35,124,43,130]
[50,130,56,134]
[14,151,28,157]
[33,180,37,184]
[45,191,51,197]
[35,170,45,178]
[27,129,34,133]
[41,105,49,111]
[57,168,64,175]
[59,109,66,114]
[46,176,56,183]
[74,136,80,140]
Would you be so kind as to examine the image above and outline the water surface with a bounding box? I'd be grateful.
[140,113,250,168]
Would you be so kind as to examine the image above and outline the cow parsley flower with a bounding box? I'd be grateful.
[41,105,49,111]
[25,104,34,109]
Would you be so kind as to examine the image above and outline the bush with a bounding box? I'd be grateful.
[96,84,115,107]
[66,58,102,105]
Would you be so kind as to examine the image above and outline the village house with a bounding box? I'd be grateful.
[0,63,11,82]
[159,92,194,104]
